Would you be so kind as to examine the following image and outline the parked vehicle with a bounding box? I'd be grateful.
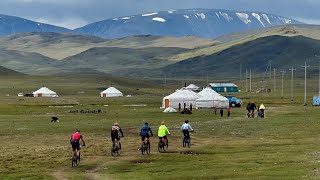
[224,95,242,107]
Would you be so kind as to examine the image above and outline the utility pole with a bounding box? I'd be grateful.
[245,69,248,92]
[301,61,310,106]
[273,68,276,92]
[289,67,296,101]
[280,71,286,98]
[249,68,252,92]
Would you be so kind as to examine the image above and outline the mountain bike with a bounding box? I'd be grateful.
[141,137,151,155]
[71,144,84,167]
[182,131,194,148]
[182,135,191,148]
[111,139,121,156]
[158,137,168,152]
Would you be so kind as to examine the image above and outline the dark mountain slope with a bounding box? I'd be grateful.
[163,35,320,78]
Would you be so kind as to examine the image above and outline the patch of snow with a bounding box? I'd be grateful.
[197,13,206,19]
[168,10,176,13]
[152,17,166,22]
[183,15,190,19]
[261,14,271,24]
[37,23,41,26]
[142,12,158,17]
[279,17,292,24]
[113,18,119,21]
[194,14,198,19]
[122,17,130,20]
[219,12,233,22]
[236,13,251,24]
[252,13,265,27]
[215,12,220,19]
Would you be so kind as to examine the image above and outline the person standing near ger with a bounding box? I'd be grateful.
[249,101,256,118]
[246,102,251,118]
[227,107,231,117]
[220,109,224,117]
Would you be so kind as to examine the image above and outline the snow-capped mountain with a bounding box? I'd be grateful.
[0,14,71,36]
[75,9,302,39]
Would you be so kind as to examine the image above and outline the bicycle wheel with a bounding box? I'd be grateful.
[147,142,151,154]
[165,139,169,149]
[71,153,77,167]
[158,141,163,152]
[77,151,80,165]
[187,139,191,148]
[141,143,145,155]
[111,146,115,156]
[183,138,186,147]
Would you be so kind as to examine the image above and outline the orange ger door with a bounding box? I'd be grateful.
[165,99,169,108]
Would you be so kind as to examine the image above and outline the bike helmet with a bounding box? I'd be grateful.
[114,122,119,126]
[144,122,149,125]
[161,121,166,125]
[185,120,189,123]
[76,129,80,132]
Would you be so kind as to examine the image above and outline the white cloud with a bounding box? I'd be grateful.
[30,17,88,29]
[294,17,320,25]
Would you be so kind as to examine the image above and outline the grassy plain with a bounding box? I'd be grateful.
[1,75,320,179]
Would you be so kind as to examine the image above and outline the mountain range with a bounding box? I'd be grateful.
[1,9,320,80]
[1,25,320,79]
[1,9,301,39]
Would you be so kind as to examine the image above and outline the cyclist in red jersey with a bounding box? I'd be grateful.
[70,129,85,157]
[111,122,124,148]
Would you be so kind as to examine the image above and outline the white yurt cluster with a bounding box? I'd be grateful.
[100,87,123,97]
[162,84,230,111]
[33,87,58,97]
[196,87,229,109]
[162,88,202,108]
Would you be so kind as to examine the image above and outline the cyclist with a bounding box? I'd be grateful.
[140,122,153,142]
[158,121,170,144]
[70,129,85,158]
[111,122,124,148]
[181,120,193,140]
[140,122,153,146]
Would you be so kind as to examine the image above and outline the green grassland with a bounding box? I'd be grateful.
[1,75,320,179]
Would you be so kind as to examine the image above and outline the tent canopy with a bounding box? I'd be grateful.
[163,107,177,113]
[100,87,123,97]
[33,87,58,97]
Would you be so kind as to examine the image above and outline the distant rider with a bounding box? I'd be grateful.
[111,122,124,148]
[181,120,193,140]
[70,129,85,157]
[158,121,170,143]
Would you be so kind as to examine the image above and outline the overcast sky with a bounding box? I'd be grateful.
[0,0,319,29]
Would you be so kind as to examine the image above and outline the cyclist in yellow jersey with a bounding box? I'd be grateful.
[158,121,170,142]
